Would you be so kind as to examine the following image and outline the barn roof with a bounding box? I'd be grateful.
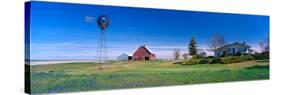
[136,45,154,55]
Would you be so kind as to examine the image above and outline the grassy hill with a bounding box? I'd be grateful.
[29,60,269,94]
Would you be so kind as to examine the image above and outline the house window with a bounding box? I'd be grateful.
[238,48,241,52]
[228,48,231,53]
[242,48,246,52]
[232,48,235,53]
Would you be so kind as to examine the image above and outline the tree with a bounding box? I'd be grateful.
[259,41,265,53]
[189,36,198,56]
[264,36,269,52]
[259,36,270,53]
[182,53,188,60]
[173,49,180,60]
[208,34,226,50]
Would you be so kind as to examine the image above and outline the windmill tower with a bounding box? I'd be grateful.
[96,15,111,64]
[85,15,110,65]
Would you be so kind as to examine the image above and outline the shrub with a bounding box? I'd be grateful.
[221,51,228,57]
[210,58,222,64]
[198,59,209,64]
[240,55,255,61]
[252,53,269,60]
[220,55,254,64]
[236,51,242,56]
[206,56,214,58]
[220,56,242,64]
[182,59,199,65]
[192,55,203,59]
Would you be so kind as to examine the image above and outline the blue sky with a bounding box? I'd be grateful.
[29,1,269,60]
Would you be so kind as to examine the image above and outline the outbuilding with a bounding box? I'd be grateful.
[117,54,132,61]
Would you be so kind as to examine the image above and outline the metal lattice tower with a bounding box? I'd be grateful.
[96,29,108,64]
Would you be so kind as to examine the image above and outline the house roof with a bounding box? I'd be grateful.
[118,53,132,57]
[214,42,250,51]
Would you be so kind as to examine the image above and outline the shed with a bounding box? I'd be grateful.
[117,54,132,61]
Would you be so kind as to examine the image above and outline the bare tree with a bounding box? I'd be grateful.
[264,36,269,52]
[182,53,188,60]
[259,36,270,53]
[208,34,226,50]
[259,41,265,52]
[198,51,207,58]
[173,49,181,60]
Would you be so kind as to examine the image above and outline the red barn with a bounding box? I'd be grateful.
[133,45,156,61]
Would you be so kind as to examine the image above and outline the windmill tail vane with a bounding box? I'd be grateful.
[85,16,96,22]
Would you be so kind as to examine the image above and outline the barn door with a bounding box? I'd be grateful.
[145,57,149,60]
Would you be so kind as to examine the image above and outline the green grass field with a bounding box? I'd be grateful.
[29,60,269,94]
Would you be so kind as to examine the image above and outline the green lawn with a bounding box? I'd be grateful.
[29,60,269,94]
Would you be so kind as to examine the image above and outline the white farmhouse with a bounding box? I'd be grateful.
[214,42,254,57]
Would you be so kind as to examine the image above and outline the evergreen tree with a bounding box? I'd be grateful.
[189,36,197,56]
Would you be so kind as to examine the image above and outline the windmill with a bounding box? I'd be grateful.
[85,15,111,66]
[96,15,110,64]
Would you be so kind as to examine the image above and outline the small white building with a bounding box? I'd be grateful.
[117,54,132,61]
[197,49,214,57]
[214,42,254,57]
